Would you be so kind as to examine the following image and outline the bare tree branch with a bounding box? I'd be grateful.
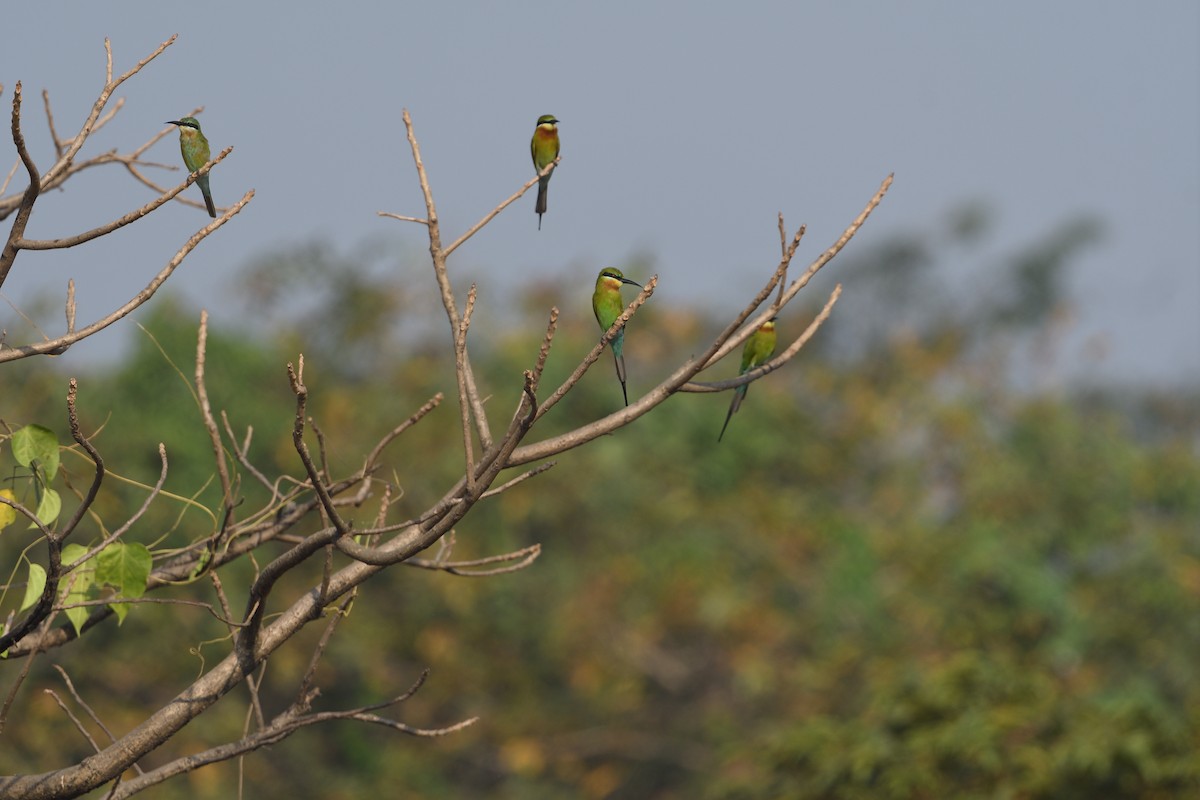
[532,278,658,424]
[404,543,542,577]
[680,283,843,393]
[194,311,237,535]
[12,147,233,250]
[0,82,41,287]
[0,188,255,363]
[361,392,444,472]
[506,174,893,467]
[0,84,894,796]
[442,157,559,258]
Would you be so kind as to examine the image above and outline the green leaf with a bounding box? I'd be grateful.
[30,488,61,529]
[60,543,90,568]
[60,543,95,636]
[96,542,152,599]
[20,563,47,612]
[95,543,151,626]
[12,425,59,481]
[0,489,16,531]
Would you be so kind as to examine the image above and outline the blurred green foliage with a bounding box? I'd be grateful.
[1,219,1196,799]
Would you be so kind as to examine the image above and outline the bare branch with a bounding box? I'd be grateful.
[286,358,352,540]
[65,279,76,336]
[295,594,354,706]
[405,543,542,577]
[1,37,177,224]
[0,158,18,196]
[775,213,795,307]
[45,689,105,755]
[64,442,168,574]
[209,572,237,636]
[40,36,177,191]
[0,91,895,797]
[530,307,559,393]
[441,156,559,258]
[680,284,843,393]
[361,392,443,472]
[533,277,658,423]
[376,211,428,225]
[13,147,234,250]
[195,311,236,530]
[102,669,470,800]
[51,665,136,773]
[221,411,276,498]
[481,461,556,499]
[695,225,803,376]
[0,188,255,363]
[457,285,480,491]
[400,109,488,495]
[0,83,42,288]
[0,606,57,734]
[41,90,63,158]
[58,378,105,540]
[507,175,893,467]
[463,352,493,450]
[343,711,479,737]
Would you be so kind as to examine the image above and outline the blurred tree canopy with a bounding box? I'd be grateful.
[2,210,1196,799]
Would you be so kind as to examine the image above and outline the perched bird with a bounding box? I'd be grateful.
[592,267,642,406]
[718,317,778,442]
[166,116,216,217]
[530,114,560,230]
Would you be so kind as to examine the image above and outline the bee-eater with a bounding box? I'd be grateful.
[530,114,560,230]
[718,318,778,442]
[166,117,216,217]
[592,267,642,406]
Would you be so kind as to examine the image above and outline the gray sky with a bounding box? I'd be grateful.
[3,2,1197,387]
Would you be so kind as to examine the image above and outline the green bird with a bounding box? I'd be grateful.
[530,114,560,230]
[592,267,642,406]
[718,317,778,442]
[166,116,216,217]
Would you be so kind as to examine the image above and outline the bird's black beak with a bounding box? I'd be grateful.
[620,277,642,288]
[165,120,181,126]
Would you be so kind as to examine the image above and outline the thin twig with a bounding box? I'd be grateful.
[0,82,42,287]
[530,307,559,392]
[404,543,541,577]
[221,411,276,498]
[103,670,470,799]
[680,284,842,393]
[0,188,256,363]
[64,443,167,573]
[400,109,482,496]
[42,89,63,158]
[533,277,658,423]
[455,284,481,481]
[361,392,443,472]
[480,461,556,499]
[46,689,104,753]
[55,666,138,775]
[376,212,428,225]
[441,157,559,258]
[51,596,250,628]
[0,607,57,733]
[59,379,105,538]
[295,593,354,705]
[507,175,892,467]
[195,311,236,534]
